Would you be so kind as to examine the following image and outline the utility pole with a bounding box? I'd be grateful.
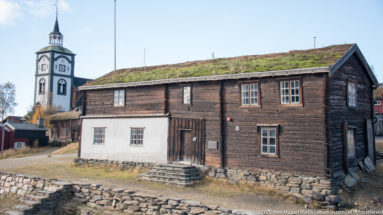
[314,36,316,49]
[114,0,117,71]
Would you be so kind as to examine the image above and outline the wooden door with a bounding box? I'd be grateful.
[180,130,193,161]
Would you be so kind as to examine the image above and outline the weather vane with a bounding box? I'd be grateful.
[55,0,59,19]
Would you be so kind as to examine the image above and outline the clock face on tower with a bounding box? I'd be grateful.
[59,64,66,72]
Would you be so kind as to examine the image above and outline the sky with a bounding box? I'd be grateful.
[0,0,382,116]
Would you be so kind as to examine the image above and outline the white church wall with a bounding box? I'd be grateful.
[35,75,49,106]
[53,53,72,76]
[52,76,71,111]
[37,54,50,75]
[81,117,169,163]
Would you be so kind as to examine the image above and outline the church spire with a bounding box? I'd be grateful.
[49,1,63,46]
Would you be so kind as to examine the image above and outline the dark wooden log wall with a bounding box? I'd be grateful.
[51,118,81,142]
[223,74,328,177]
[85,85,166,115]
[168,117,205,164]
[327,54,374,176]
[167,82,222,167]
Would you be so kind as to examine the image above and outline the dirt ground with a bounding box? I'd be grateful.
[1,142,383,213]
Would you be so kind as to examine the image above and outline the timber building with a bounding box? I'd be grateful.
[78,44,378,178]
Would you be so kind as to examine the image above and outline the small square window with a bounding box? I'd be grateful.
[93,128,105,144]
[130,128,144,145]
[375,100,381,106]
[280,80,301,104]
[59,64,66,72]
[260,127,278,156]
[114,89,125,107]
[183,86,191,104]
[241,83,259,106]
[347,81,356,107]
[41,64,47,71]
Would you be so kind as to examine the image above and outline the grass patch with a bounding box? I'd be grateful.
[0,146,48,160]
[0,196,21,212]
[52,142,79,155]
[90,44,352,85]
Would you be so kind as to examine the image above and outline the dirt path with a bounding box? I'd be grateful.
[0,151,308,213]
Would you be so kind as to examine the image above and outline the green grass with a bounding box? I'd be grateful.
[90,44,352,85]
[0,147,48,160]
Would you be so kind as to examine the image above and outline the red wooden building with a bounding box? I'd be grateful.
[0,122,48,151]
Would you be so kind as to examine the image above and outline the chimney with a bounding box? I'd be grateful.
[37,118,44,128]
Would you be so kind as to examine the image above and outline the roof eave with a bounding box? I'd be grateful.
[79,66,330,91]
[330,44,379,88]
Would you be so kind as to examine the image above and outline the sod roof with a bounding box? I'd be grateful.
[88,44,353,86]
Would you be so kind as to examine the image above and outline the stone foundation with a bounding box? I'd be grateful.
[73,158,154,171]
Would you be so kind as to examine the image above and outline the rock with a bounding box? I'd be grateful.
[374,196,382,203]
[246,175,258,182]
[189,207,207,214]
[326,195,340,205]
[168,200,179,206]
[301,183,312,189]
[301,189,313,196]
[303,195,312,203]
[364,157,375,172]
[290,187,301,194]
[326,204,337,210]
[259,176,267,181]
[344,174,357,188]
[182,200,201,206]
[350,171,360,181]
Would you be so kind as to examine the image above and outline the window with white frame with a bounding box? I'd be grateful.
[241,83,259,106]
[93,128,105,144]
[39,78,46,94]
[347,81,356,107]
[130,128,144,145]
[375,100,382,106]
[280,80,300,104]
[183,86,191,104]
[41,64,47,71]
[260,127,277,155]
[57,79,67,95]
[114,89,125,106]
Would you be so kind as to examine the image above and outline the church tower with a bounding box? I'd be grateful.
[34,16,75,112]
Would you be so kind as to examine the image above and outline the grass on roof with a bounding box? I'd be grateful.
[90,44,353,85]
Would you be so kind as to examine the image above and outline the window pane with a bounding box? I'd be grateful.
[114,90,119,106]
[241,84,249,105]
[269,146,276,154]
[262,146,268,153]
[250,83,258,105]
[269,129,276,138]
[280,81,289,104]
[262,129,267,137]
[290,80,300,104]
[184,86,191,104]
[119,90,125,106]
[269,137,275,146]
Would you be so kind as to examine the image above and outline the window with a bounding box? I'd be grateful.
[183,86,191,104]
[347,128,355,157]
[114,89,125,106]
[130,128,144,145]
[241,83,259,106]
[41,64,47,71]
[93,128,105,144]
[57,79,67,95]
[347,81,356,107]
[260,127,278,156]
[39,79,46,94]
[280,80,301,104]
[59,64,66,72]
[375,100,382,106]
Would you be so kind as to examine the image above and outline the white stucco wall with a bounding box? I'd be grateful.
[37,54,50,75]
[53,53,72,75]
[35,75,49,106]
[52,76,71,111]
[81,117,169,163]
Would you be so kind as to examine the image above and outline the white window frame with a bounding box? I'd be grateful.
[183,86,191,104]
[93,128,105,144]
[241,83,259,106]
[375,100,382,106]
[114,89,125,107]
[280,80,301,104]
[347,81,356,107]
[130,128,144,145]
[260,127,277,156]
[41,64,47,71]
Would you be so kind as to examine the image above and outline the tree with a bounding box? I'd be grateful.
[0,82,17,153]
[0,82,17,121]
[26,103,56,129]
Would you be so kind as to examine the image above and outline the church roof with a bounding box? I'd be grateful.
[51,19,62,36]
[37,45,74,55]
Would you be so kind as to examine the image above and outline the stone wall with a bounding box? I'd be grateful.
[0,171,233,214]
[202,167,345,209]
[72,158,346,210]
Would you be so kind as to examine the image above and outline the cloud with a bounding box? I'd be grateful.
[22,0,71,18]
[0,0,22,25]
